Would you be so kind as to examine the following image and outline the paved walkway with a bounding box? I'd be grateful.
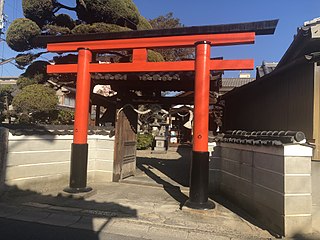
[0,148,277,240]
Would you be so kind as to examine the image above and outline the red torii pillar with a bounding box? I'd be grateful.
[46,32,255,208]
[64,48,92,193]
[185,41,214,209]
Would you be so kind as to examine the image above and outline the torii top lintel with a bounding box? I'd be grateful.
[43,19,278,73]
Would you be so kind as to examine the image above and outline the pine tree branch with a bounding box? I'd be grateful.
[53,1,77,12]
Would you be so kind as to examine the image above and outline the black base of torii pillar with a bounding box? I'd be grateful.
[184,41,215,210]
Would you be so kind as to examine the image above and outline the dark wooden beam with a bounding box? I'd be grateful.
[95,80,220,92]
[34,19,278,46]
[91,92,217,106]
[119,96,217,105]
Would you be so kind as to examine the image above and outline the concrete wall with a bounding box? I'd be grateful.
[209,142,313,237]
[311,161,320,233]
[0,128,115,193]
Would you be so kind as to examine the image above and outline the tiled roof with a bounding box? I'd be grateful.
[209,130,308,146]
[277,23,320,66]
[222,78,255,88]
[0,124,114,136]
[256,61,278,79]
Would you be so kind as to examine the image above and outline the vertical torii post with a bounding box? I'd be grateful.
[185,41,214,209]
[64,48,93,193]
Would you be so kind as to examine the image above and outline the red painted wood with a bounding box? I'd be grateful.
[132,48,147,62]
[47,59,254,73]
[193,42,211,152]
[73,49,92,144]
[47,32,255,52]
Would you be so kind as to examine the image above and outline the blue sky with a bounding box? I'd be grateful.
[2,0,320,77]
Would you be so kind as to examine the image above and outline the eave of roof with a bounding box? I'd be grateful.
[222,22,320,99]
[277,24,320,67]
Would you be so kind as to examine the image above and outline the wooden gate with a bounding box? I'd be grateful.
[113,106,137,181]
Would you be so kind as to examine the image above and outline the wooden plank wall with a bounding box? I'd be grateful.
[223,63,316,157]
[313,64,320,160]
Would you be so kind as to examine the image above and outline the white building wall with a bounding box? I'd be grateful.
[0,128,115,193]
[209,142,313,237]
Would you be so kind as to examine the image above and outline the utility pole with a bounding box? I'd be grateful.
[5,94,10,123]
[0,0,4,33]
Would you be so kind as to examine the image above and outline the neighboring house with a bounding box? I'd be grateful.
[222,19,320,160]
[47,81,76,109]
[53,83,116,110]
[0,77,18,123]
[55,87,76,109]
[0,77,77,110]
[219,73,255,95]
[0,76,18,86]
[256,61,278,79]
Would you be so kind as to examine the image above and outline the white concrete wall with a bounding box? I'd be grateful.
[209,142,313,237]
[0,127,115,193]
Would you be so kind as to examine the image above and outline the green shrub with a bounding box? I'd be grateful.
[42,24,71,35]
[77,0,140,28]
[137,133,153,150]
[22,60,49,83]
[72,22,131,34]
[15,54,33,67]
[31,109,74,125]
[54,14,75,29]
[16,76,38,89]
[6,18,41,52]
[53,109,74,125]
[147,50,164,62]
[137,16,152,30]
[22,0,54,25]
[12,84,58,113]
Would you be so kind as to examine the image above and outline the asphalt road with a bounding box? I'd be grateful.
[0,217,143,240]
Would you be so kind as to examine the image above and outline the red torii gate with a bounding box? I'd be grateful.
[43,19,278,209]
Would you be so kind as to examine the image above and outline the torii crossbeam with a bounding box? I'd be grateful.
[41,19,278,209]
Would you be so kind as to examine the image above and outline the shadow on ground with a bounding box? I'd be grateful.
[133,145,314,239]
[132,145,192,208]
[0,185,137,240]
[136,145,192,187]
[137,164,188,209]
